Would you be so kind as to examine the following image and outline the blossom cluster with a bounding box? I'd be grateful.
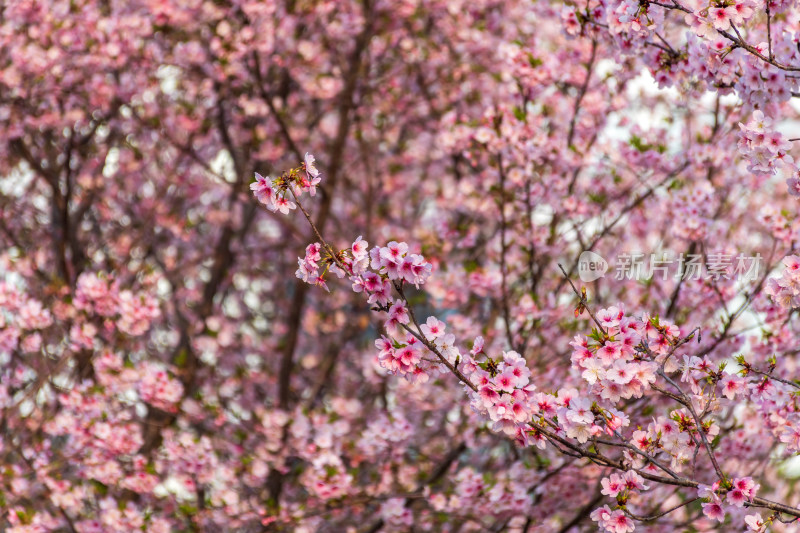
[76,272,161,336]
[592,471,650,533]
[737,110,796,178]
[250,152,321,214]
[137,361,184,412]
[269,159,434,298]
[600,470,648,500]
[590,505,636,533]
[570,306,663,406]
[765,254,800,309]
[684,0,756,37]
[632,412,717,473]
[295,242,331,291]
[0,281,53,361]
[608,0,666,37]
[697,477,759,522]
[463,349,537,439]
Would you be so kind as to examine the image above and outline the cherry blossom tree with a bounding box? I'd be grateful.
[2,0,800,532]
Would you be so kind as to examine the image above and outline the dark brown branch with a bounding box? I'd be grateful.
[567,39,597,148]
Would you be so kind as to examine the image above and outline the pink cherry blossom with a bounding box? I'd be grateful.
[702,497,725,521]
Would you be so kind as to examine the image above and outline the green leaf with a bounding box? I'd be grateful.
[174,348,189,368]
[92,480,109,496]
